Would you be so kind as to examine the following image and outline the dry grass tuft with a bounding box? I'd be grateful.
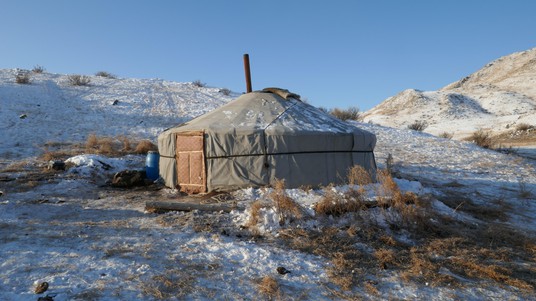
[257,276,280,299]
[374,248,398,269]
[15,71,31,84]
[438,132,453,139]
[271,179,304,224]
[375,169,399,203]
[68,74,91,86]
[407,120,428,131]
[347,165,373,186]
[118,135,132,152]
[329,252,357,291]
[84,134,156,156]
[246,200,265,227]
[364,280,380,296]
[86,133,99,150]
[315,185,367,216]
[135,140,157,154]
[329,106,360,121]
[141,269,195,299]
[515,123,535,132]
[466,129,495,149]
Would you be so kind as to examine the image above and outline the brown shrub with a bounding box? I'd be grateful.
[407,120,428,131]
[192,80,206,87]
[438,132,453,139]
[68,74,91,86]
[329,106,360,121]
[86,133,99,150]
[15,71,31,84]
[467,129,494,149]
[135,140,157,154]
[98,137,114,155]
[95,71,116,79]
[515,123,534,132]
[32,65,45,73]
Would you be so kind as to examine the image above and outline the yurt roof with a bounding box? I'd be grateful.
[166,88,371,136]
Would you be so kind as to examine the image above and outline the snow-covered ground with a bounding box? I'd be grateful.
[1,70,535,300]
[0,69,233,160]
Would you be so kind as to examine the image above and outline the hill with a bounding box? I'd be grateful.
[362,48,536,143]
[0,69,535,300]
[0,69,234,159]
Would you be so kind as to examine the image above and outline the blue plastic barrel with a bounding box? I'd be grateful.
[145,151,160,181]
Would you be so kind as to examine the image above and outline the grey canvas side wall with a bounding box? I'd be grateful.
[157,131,177,188]
[205,151,376,191]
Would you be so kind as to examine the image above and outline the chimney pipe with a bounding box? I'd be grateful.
[243,54,252,93]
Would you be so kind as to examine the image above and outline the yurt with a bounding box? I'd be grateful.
[158,88,376,193]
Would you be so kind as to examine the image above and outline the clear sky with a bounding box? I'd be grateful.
[1,0,535,110]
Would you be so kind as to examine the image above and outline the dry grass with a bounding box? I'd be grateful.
[271,179,304,224]
[135,140,157,154]
[438,132,453,139]
[515,123,535,132]
[347,165,373,186]
[246,200,265,227]
[257,276,280,300]
[68,74,91,86]
[329,107,360,121]
[118,135,132,152]
[141,269,195,299]
[192,80,206,87]
[1,160,31,173]
[95,71,116,79]
[363,280,380,296]
[36,135,156,161]
[466,129,495,149]
[374,248,398,269]
[407,120,428,131]
[32,65,45,73]
[276,166,535,295]
[15,71,31,84]
[315,186,367,216]
[84,134,156,156]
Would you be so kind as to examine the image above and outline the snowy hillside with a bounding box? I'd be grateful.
[362,48,536,140]
[0,69,235,159]
[1,70,535,300]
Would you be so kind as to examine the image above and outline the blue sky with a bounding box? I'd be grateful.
[1,1,535,110]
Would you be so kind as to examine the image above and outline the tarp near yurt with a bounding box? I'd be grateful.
[158,88,376,193]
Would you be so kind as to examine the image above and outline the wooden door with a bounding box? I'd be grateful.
[176,131,206,193]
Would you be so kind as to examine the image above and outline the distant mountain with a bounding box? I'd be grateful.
[362,48,536,140]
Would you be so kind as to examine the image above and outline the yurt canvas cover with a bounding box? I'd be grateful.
[158,88,376,193]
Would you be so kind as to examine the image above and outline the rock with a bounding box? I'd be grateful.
[34,281,48,294]
[20,114,27,119]
[37,294,56,301]
[47,160,66,171]
[111,170,147,188]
